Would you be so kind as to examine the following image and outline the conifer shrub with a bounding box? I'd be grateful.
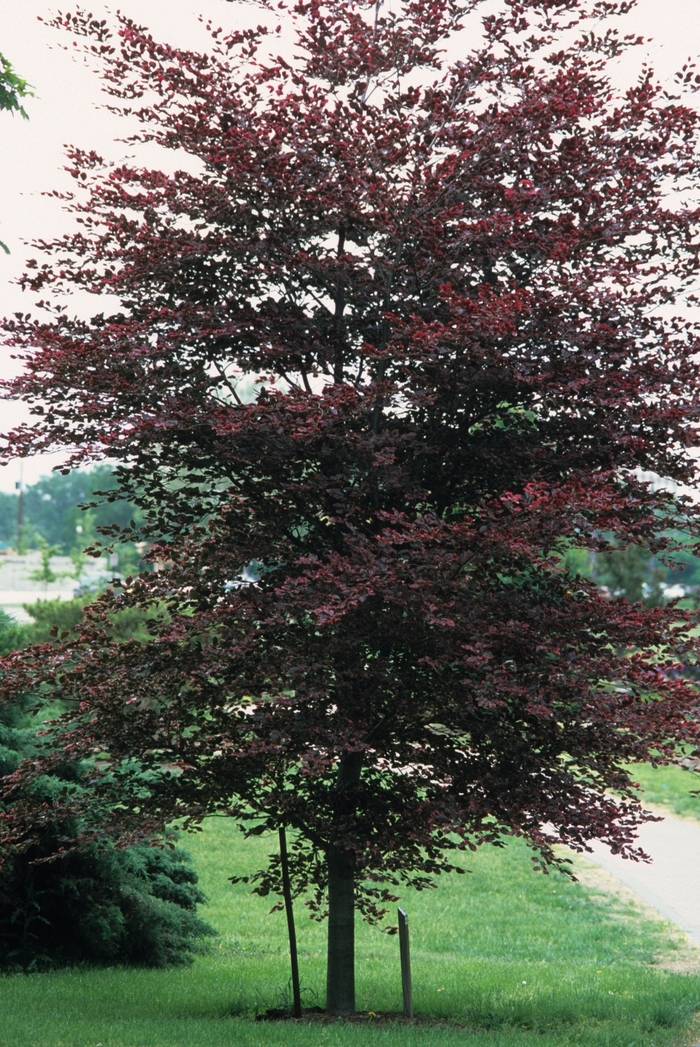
[0,828,214,971]
[0,610,24,658]
[0,643,214,970]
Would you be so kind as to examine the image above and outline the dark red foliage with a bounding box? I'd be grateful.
[2,0,700,1013]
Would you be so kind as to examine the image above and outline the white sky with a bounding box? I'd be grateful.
[0,0,699,492]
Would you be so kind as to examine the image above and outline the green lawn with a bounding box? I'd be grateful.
[631,761,700,820]
[1,819,699,1047]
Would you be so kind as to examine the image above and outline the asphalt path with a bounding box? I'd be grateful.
[582,813,700,947]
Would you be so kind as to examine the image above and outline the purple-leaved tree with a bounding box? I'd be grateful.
[2,0,700,1014]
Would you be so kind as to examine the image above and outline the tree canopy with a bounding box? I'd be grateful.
[2,0,700,1014]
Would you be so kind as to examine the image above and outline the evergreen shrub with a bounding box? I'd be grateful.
[0,624,214,970]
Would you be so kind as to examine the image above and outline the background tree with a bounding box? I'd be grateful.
[0,466,141,581]
[592,543,666,608]
[0,492,18,546]
[27,536,61,590]
[0,53,32,253]
[21,465,139,555]
[3,0,700,1015]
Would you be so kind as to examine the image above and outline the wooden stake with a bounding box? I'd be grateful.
[398,907,413,1019]
[279,826,302,1018]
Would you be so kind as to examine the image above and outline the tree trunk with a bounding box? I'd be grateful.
[325,843,356,1015]
[325,750,362,1015]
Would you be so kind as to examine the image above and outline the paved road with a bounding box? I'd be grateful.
[583,814,700,946]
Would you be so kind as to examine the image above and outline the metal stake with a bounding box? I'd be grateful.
[398,907,413,1018]
[279,826,302,1018]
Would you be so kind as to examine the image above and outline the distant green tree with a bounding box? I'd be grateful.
[27,537,62,589]
[592,543,666,608]
[23,465,139,554]
[66,509,97,583]
[0,491,18,545]
[660,534,700,606]
[562,546,594,581]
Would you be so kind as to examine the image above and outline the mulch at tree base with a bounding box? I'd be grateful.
[255,1007,472,1027]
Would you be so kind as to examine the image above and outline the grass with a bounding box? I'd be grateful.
[631,761,700,820]
[1,819,699,1046]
